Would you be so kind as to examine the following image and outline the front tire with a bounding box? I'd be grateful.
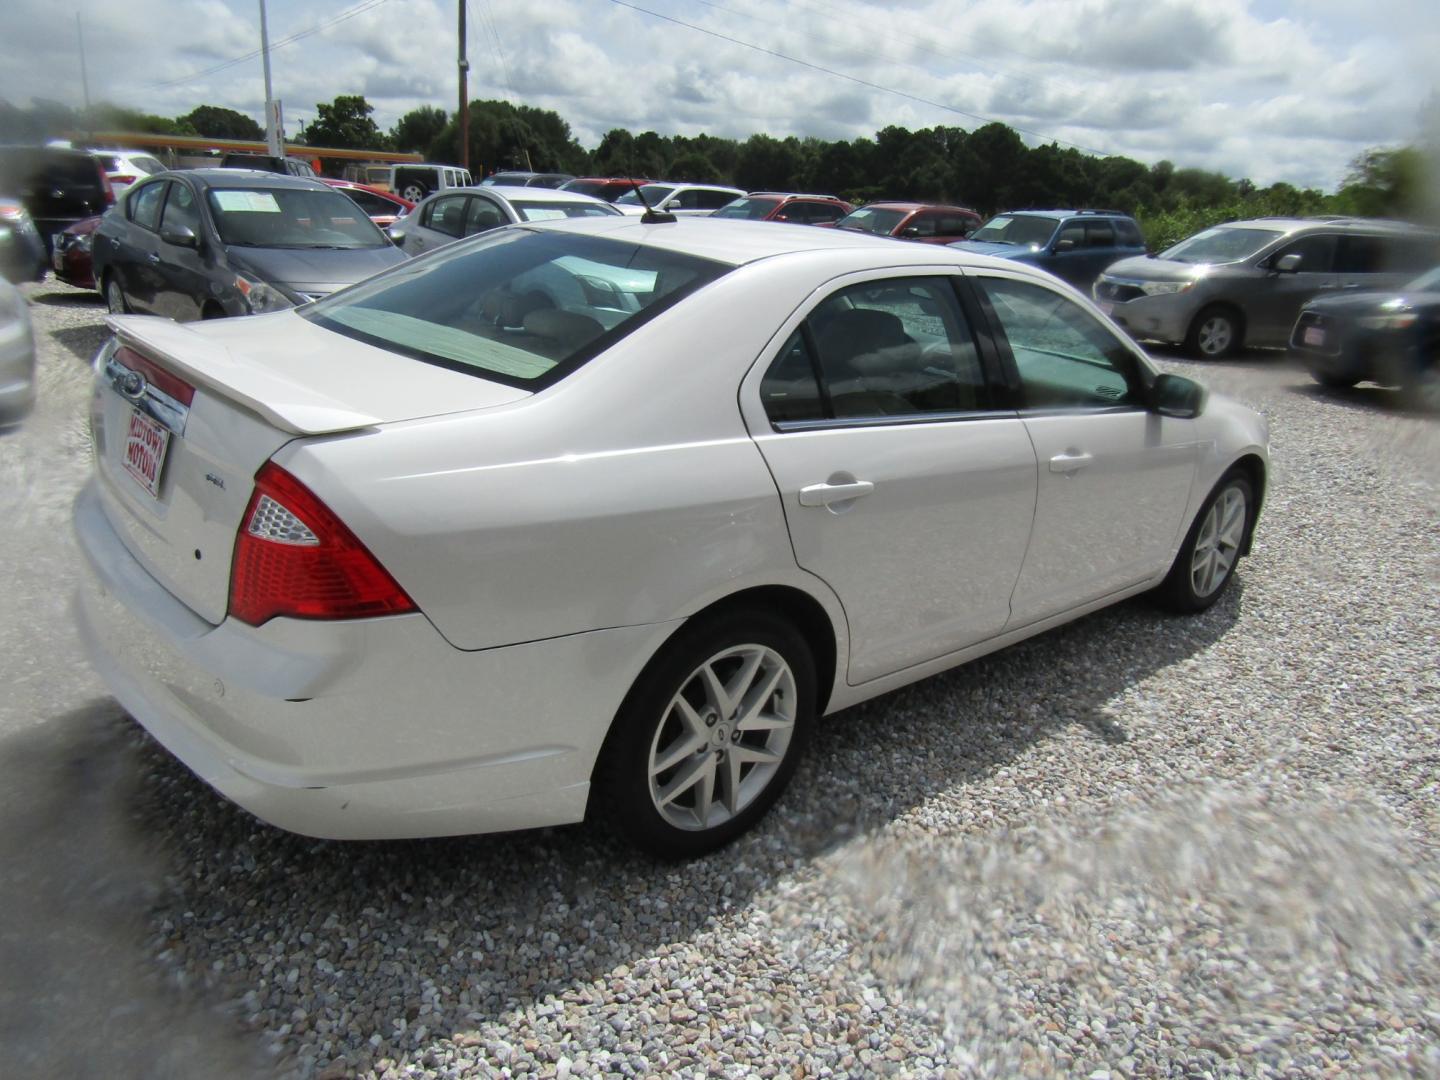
[1156,473,1254,613]
[597,609,816,858]
[1185,305,1242,359]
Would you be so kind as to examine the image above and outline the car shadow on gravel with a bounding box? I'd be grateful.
[50,324,110,364]
[0,702,274,1080]
[26,285,104,308]
[1291,380,1437,417]
[92,581,1244,1074]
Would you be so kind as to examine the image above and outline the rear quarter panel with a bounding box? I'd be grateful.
[281,254,861,654]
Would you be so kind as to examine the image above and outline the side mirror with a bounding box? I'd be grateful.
[386,225,406,243]
[1053,238,1077,253]
[1274,252,1302,274]
[900,225,921,237]
[1148,372,1206,419]
[160,224,198,249]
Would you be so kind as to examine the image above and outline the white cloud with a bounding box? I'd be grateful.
[1,0,1433,190]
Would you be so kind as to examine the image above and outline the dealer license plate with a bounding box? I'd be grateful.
[122,407,171,499]
[1303,326,1326,347]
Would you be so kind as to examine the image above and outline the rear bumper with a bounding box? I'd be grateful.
[73,480,679,840]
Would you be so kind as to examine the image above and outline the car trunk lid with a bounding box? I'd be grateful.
[90,313,529,625]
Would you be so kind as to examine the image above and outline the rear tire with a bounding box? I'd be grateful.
[595,608,815,858]
[103,273,129,315]
[1185,305,1242,359]
[399,182,430,203]
[1156,472,1254,613]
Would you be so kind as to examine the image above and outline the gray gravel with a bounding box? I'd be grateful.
[1,282,1437,1079]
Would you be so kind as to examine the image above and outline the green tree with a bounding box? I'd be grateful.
[390,106,446,154]
[304,95,388,150]
[182,105,262,140]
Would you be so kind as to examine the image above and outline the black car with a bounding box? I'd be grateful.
[1290,265,1440,402]
[0,146,113,253]
[92,169,406,321]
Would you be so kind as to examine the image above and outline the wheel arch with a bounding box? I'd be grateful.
[1190,301,1247,355]
[1225,452,1266,556]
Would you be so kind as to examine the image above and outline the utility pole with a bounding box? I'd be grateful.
[76,14,93,142]
[259,0,283,156]
[458,0,469,171]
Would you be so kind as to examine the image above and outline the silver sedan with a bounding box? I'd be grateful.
[389,184,620,257]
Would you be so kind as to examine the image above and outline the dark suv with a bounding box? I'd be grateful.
[0,146,114,253]
[711,192,854,225]
[950,209,1145,290]
[219,153,316,178]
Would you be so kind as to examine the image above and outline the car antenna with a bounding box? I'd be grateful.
[630,158,675,224]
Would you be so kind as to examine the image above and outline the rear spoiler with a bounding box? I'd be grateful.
[105,315,381,436]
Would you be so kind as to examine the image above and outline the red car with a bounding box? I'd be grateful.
[52,215,102,291]
[711,192,853,225]
[320,179,414,228]
[557,178,652,202]
[831,201,981,243]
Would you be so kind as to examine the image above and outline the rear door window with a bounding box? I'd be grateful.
[424,194,469,238]
[1084,220,1116,248]
[1115,219,1144,246]
[760,276,988,423]
[129,180,167,230]
[464,195,507,234]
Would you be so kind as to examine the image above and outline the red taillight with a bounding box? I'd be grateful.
[229,462,416,626]
[111,174,137,186]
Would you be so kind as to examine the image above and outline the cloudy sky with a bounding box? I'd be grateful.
[6,0,1438,189]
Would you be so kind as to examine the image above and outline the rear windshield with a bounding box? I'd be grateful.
[712,197,780,220]
[562,180,631,200]
[303,229,731,388]
[835,207,906,236]
[616,184,675,207]
[1161,226,1280,264]
[970,214,1058,247]
[130,155,166,175]
[206,187,388,249]
[510,199,620,222]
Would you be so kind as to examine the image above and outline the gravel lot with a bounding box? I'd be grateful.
[1,281,1437,1079]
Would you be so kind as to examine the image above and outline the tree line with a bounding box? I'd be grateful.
[3,94,1433,251]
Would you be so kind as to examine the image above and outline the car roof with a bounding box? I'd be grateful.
[857,202,975,213]
[515,214,1042,271]
[1215,216,1437,237]
[182,168,331,191]
[992,209,1133,221]
[642,182,744,193]
[453,185,613,205]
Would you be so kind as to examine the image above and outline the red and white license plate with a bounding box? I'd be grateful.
[1303,326,1326,347]
[122,407,171,499]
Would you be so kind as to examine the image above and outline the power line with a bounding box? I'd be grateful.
[148,0,394,90]
[599,0,1107,155]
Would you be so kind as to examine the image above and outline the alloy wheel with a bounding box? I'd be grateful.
[646,643,796,832]
[1191,486,1247,597]
[105,278,127,315]
[1197,314,1234,357]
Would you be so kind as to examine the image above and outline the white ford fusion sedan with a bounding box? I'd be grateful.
[74,215,1268,856]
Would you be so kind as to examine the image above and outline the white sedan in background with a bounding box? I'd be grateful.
[73,217,1268,857]
[388,185,619,257]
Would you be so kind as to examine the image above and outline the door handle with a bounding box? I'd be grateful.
[799,480,875,506]
[1049,451,1093,474]
[146,253,161,264]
